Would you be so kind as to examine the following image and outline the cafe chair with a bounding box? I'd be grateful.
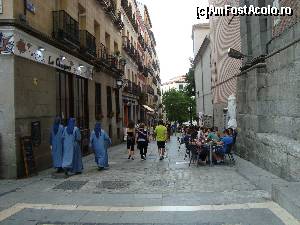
[225,144,235,164]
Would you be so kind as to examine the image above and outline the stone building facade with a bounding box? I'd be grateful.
[121,0,161,127]
[236,0,300,181]
[0,0,160,178]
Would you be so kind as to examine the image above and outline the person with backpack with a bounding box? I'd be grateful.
[136,123,149,160]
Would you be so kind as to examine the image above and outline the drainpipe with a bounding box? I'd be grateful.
[23,0,27,16]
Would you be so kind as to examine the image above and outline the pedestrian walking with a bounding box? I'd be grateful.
[127,120,135,160]
[154,120,168,160]
[62,118,83,176]
[136,123,149,160]
[89,122,112,171]
[49,117,64,173]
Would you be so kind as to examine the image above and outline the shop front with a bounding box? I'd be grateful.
[0,27,93,177]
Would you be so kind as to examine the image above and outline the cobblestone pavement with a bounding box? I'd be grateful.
[0,136,299,225]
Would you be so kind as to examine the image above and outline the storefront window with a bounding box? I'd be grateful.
[95,83,102,120]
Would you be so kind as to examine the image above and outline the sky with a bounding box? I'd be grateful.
[139,0,209,83]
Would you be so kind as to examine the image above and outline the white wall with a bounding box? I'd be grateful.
[194,43,213,116]
[193,26,210,57]
[161,82,187,94]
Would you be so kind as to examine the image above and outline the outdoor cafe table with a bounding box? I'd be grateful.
[201,142,223,167]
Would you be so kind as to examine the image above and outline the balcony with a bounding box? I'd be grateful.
[157,88,161,96]
[123,79,132,93]
[80,30,96,57]
[138,34,146,49]
[122,36,142,66]
[147,85,154,95]
[53,10,80,48]
[121,0,139,33]
[143,67,149,77]
[152,77,157,86]
[95,43,126,75]
[132,83,141,96]
[96,0,124,30]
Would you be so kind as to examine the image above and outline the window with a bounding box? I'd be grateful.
[107,86,112,114]
[115,89,120,119]
[95,83,102,119]
[56,71,72,125]
[105,32,111,53]
[117,128,120,139]
[109,124,112,138]
[94,21,100,43]
[73,76,89,129]
[78,4,86,30]
[114,41,119,54]
[179,84,183,90]
[56,71,89,154]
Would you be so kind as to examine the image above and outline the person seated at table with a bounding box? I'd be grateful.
[207,128,220,142]
[213,129,233,164]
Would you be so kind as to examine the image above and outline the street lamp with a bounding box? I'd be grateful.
[116,78,123,89]
[228,48,251,60]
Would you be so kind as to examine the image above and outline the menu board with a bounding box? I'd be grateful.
[21,137,37,177]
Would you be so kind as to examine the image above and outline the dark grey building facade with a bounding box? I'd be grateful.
[237,0,300,181]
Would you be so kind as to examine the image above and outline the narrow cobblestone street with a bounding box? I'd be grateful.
[0,136,298,225]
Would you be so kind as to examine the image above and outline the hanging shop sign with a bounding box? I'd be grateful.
[0,29,94,79]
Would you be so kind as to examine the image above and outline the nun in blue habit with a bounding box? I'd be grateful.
[50,117,64,172]
[90,122,112,170]
[62,118,83,175]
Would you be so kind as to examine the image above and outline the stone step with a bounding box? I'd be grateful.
[272,182,300,221]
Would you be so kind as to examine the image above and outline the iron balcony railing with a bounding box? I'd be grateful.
[157,88,162,96]
[53,10,80,48]
[152,77,157,86]
[80,30,96,57]
[123,79,132,93]
[132,83,141,96]
[122,36,142,67]
[96,0,123,30]
[96,43,126,75]
[147,85,154,95]
[121,0,139,33]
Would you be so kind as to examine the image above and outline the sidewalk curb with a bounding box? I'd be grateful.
[235,155,300,220]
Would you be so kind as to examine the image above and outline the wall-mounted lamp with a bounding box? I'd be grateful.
[38,47,45,51]
[228,48,251,60]
[116,78,124,89]
[78,65,85,71]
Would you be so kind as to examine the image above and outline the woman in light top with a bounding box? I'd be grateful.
[90,122,112,170]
